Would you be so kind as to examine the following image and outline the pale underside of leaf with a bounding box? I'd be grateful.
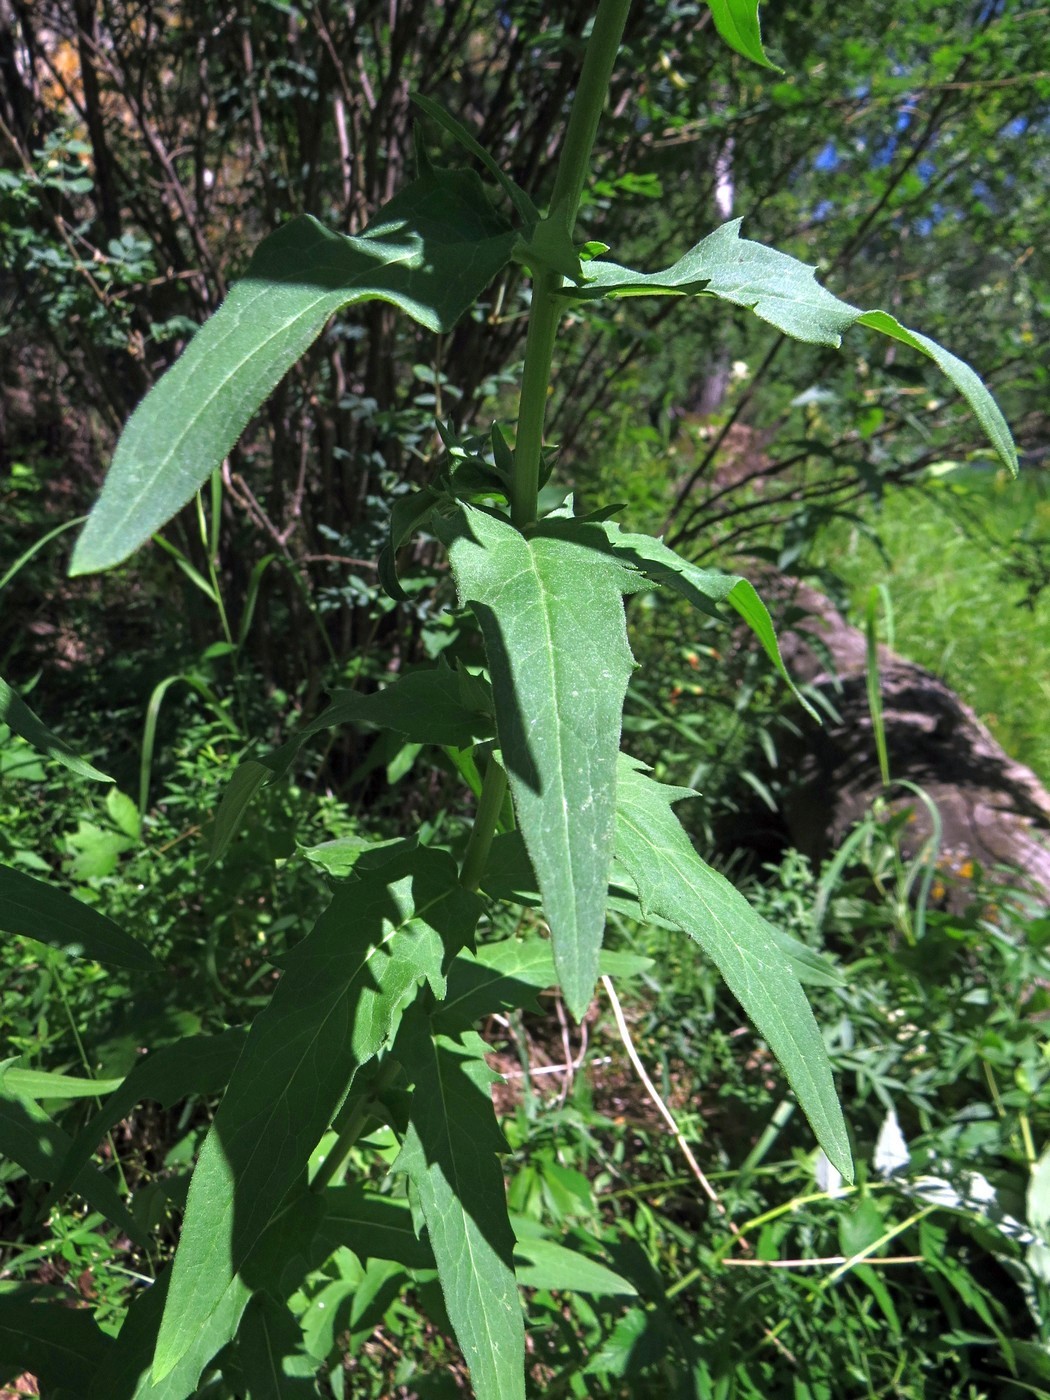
[71,168,516,575]
[440,505,636,1020]
[570,220,1016,473]
[614,755,852,1181]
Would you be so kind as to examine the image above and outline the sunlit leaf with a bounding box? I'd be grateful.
[152,848,480,1381]
[570,220,1016,473]
[614,755,852,1181]
[439,504,637,1019]
[706,0,782,70]
[71,168,517,574]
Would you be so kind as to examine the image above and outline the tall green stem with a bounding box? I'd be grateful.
[510,0,632,529]
[468,0,631,886]
[459,756,508,892]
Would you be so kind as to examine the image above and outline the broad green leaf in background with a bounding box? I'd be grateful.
[0,1292,115,1391]
[439,504,638,1019]
[570,220,1017,474]
[706,0,782,70]
[512,1234,637,1297]
[0,863,156,971]
[152,848,480,1381]
[71,167,518,575]
[316,1184,434,1270]
[395,1014,525,1400]
[614,755,852,1181]
[211,662,494,861]
[438,932,654,1031]
[0,674,111,781]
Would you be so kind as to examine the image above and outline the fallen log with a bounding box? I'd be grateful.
[774,580,1050,910]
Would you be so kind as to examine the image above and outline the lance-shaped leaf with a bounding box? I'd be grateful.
[152,848,480,1381]
[48,1029,246,1206]
[395,1014,525,1400]
[71,168,517,575]
[569,220,1016,474]
[438,504,637,1019]
[0,1066,125,1100]
[0,864,157,971]
[92,1194,325,1400]
[317,1184,434,1270]
[212,662,494,861]
[0,674,111,781]
[614,755,852,1181]
[707,0,782,70]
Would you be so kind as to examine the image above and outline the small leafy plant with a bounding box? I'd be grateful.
[2,1,1018,1393]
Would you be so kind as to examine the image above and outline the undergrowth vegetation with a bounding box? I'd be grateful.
[1,1,1048,1397]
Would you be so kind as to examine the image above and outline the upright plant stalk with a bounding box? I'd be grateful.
[509,0,632,530]
[468,0,632,888]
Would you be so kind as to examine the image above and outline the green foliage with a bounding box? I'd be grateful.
[0,1,1026,1394]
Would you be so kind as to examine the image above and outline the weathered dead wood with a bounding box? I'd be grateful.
[775,580,1050,908]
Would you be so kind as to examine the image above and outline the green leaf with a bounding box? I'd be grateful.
[1029,1144,1050,1238]
[579,520,816,716]
[152,848,480,1381]
[438,504,637,1019]
[395,1014,525,1400]
[0,674,112,781]
[48,1029,247,1208]
[378,487,439,600]
[211,663,494,861]
[0,1093,142,1240]
[71,168,517,575]
[706,0,782,70]
[0,863,157,971]
[411,93,539,225]
[613,755,852,1181]
[0,1065,125,1100]
[237,1293,317,1398]
[87,1266,251,1400]
[512,1235,637,1297]
[570,220,1016,473]
[317,1185,434,1270]
[0,1293,115,1390]
[437,935,559,1030]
